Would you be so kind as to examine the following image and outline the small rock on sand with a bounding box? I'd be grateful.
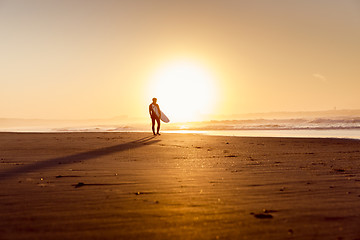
[251,212,274,219]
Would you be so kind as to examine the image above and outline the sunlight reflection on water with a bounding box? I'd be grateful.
[163,129,360,140]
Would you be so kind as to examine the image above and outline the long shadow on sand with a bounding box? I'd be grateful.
[0,136,160,180]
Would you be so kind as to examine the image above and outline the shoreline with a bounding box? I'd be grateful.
[1,128,360,140]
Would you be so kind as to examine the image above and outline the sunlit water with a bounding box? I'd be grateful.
[163,129,360,140]
[2,127,360,140]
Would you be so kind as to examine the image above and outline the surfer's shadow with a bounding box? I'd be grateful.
[0,136,160,181]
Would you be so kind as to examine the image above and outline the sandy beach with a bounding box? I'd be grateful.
[1,132,360,239]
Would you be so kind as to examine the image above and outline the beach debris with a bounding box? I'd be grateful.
[255,213,273,219]
[251,209,277,219]
[74,182,85,188]
[333,169,345,173]
[134,191,153,195]
[56,175,81,178]
[225,155,237,158]
[288,229,294,235]
[251,212,273,219]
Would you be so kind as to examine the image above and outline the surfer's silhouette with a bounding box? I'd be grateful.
[149,98,161,135]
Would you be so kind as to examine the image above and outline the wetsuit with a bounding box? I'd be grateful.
[149,103,161,135]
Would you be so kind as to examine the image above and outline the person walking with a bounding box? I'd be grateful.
[149,98,161,135]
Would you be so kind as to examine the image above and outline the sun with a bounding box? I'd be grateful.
[147,60,218,122]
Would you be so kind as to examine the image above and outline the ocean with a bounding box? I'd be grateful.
[2,117,360,140]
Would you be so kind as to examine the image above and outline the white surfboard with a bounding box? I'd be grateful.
[151,104,170,123]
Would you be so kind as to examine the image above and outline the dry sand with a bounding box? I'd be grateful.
[0,132,360,240]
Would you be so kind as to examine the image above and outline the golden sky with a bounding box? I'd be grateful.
[0,0,359,121]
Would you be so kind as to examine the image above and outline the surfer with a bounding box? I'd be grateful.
[149,98,161,135]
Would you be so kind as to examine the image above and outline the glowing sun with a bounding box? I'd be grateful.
[148,60,217,122]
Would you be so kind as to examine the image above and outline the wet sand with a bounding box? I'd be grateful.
[0,132,360,239]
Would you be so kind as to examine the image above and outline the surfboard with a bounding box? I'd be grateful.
[151,104,170,123]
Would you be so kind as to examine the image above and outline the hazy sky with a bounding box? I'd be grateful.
[1,0,359,121]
